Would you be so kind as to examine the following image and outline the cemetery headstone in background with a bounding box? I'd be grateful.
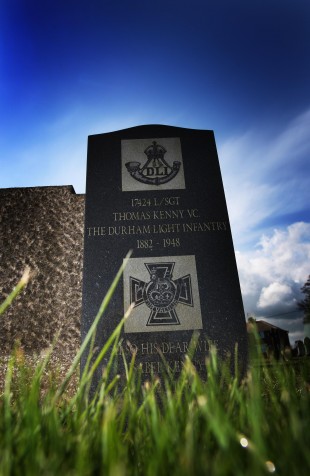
[82,125,247,383]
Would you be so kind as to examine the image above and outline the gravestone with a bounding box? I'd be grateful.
[82,125,247,384]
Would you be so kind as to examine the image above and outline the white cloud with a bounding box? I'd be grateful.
[218,107,310,248]
[258,282,293,309]
[268,109,310,166]
[237,222,310,303]
[236,222,310,343]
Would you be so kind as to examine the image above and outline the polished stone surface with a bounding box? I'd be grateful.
[82,125,247,383]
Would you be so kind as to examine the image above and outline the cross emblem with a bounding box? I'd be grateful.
[129,262,194,326]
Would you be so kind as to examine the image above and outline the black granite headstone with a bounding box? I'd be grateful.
[82,125,247,383]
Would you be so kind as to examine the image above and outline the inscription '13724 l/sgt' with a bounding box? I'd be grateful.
[131,197,181,207]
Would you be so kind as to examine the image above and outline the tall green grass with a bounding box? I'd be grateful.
[0,265,310,476]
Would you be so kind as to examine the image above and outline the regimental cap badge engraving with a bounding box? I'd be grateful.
[130,262,193,326]
[125,141,181,186]
[123,256,202,333]
[121,137,186,192]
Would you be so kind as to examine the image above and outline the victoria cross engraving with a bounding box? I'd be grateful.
[130,262,193,326]
[123,255,203,333]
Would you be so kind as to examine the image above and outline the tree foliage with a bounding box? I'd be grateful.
[298,275,310,317]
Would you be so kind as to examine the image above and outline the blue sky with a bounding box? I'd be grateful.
[1,0,310,343]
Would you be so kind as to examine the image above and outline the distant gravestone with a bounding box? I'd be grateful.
[82,125,247,384]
